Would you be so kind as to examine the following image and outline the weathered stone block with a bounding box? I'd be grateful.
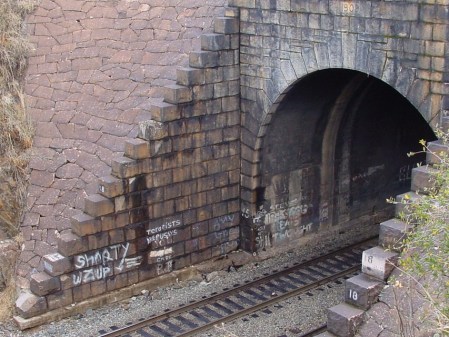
[214,17,239,34]
[114,193,140,212]
[88,231,109,250]
[42,252,72,276]
[71,212,101,237]
[90,279,107,297]
[177,67,205,86]
[189,51,219,68]
[72,283,92,303]
[138,120,169,141]
[193,84,214,101]
[98,175,127,198]
[111,157,141,179]
[47,289,73,310]
[227,0,256,8]
[327,303,365,337]
[101,212,130,231]
[15,292,47,319]
[164,84,193,104]
[191,248,212,265]
[201,33,230,51]
[345,274,384,310]
[84,193,114,217]
[411,165,436,194]
[379,218,412,252]
[30,272,60,296]
[394,191,422,218]
[107,272,128,291]
[427,140,449,165]
[218,50,238,66]
[58,232,88,256]
[212,240,238,257]
[151,101,181,122]
[109,229,125,245]
[362,246,399,281]
[124,138,150,160]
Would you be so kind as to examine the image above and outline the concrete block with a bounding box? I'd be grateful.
[42,252,72,277]
[30,272,60,296]
[362,246,399,281]
[83,193,114,217]
[15,292,47,319]
[427,140,449,164]
[327,303,365,337]
[379,218,412,251]
[345,274,384,310]
[411,165,436,194]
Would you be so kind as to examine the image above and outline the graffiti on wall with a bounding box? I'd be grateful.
[146,218,182,246]
[149,247,174,275]
[70,213,239,285]
[242,196,314,250]
[72,242,143,286]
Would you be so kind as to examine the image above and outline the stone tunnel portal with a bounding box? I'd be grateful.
[247,69,436,252]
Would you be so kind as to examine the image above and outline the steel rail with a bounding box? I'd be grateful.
[96,237,377,337]
[297,324,328,337]
[176,265,360,337]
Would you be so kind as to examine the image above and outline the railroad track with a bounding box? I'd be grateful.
[95,238,377,337]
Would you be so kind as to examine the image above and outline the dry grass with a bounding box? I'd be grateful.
[0,0,37,321]
[0,238,21,321]
[0,0,38,237]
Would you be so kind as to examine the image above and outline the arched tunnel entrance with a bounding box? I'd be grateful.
[245,69,436,252]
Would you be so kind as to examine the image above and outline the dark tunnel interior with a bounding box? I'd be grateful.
[260,69,436,234]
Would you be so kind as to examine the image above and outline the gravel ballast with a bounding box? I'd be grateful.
[0,226,377,337]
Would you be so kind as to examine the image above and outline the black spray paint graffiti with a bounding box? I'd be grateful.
[72,242,143,286]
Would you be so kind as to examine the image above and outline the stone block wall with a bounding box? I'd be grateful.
[230,0,449,252]
[16,8,241,319]
[16,0,449,321]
